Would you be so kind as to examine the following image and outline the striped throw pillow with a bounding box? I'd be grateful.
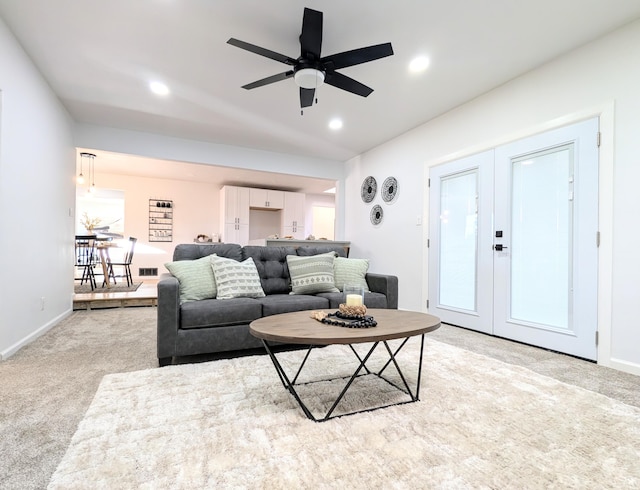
[210,256,265,299]
[286,252,339,295]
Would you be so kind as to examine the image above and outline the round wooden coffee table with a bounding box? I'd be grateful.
[250,309,440,422]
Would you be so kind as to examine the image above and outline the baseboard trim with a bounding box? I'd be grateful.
[608,358,640,377]
[0,309,72,360]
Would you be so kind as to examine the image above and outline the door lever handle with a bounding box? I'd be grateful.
[493,244,508,251]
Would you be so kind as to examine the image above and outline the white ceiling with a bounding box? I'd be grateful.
[2,1,640,189]
[77,148,338,195]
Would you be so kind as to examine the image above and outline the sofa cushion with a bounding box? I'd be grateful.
[286,252,339,295]
[173,243,243,262]
[333,257,370,292]
[317,291,388,309]
[258,294,330,316]
[164,255,217,304]
[243,246,296,295]
[180,298,262,329]
[211,256,266,299]
[296,245,348,258]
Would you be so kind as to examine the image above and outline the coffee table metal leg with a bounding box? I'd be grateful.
[323,342,381,420]
[348,344,373,375]
[380,336,421,400]
[261,340,316,420]
[261,336,425,422]
[291,345,315,385]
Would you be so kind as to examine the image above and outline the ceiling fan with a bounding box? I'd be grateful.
[227,7,394,112]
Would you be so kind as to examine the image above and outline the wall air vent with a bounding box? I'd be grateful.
[139,268,158,277]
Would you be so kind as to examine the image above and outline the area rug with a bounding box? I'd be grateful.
[74,282,141,294]
[48,338,640,489]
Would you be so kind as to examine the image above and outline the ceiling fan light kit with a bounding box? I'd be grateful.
[228,7,393,111]
[294,68,325,89]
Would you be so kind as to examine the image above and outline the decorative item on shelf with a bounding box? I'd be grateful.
[361,176,377,203]
[382,176,398,203]
[80,212,101,235]
[195,234,212,243]
[306,234,316,240]
[370,204,383,225]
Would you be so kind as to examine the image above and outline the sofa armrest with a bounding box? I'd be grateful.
[366,273,398,309]
[157,272,180,361]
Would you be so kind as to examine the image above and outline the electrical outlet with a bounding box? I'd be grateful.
[40,297,45,311]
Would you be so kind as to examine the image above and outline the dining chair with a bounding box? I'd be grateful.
[106,237,137,287]
[75,235,97,290]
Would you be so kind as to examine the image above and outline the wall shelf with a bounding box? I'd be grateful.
[149,199,173,242]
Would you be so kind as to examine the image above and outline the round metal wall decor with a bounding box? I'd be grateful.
[370,204,383,225]
[382,176,398,203]
[361,176,377,203]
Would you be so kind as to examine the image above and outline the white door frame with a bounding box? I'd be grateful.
[422,103,616,369]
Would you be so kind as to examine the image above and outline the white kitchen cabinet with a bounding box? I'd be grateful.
[282,191,306,239]
[249,188,284,209]
[220,186,250,245]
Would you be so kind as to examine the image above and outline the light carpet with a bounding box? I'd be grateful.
[49,338,640,489]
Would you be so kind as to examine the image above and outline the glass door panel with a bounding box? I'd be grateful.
[439,170,478,311]
[429,150,494,334]
[510,146,573,329]
[493,117,598,360]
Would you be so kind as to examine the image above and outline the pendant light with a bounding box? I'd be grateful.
[80,152,97,193]
[77,152,88,184]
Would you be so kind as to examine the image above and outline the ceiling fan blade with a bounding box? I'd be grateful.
[227,38,296,65]
[300,87,315,108]
[321,43,394,70]
[324,71,373,97]
[299,8,323,60]
[242,71,294,90]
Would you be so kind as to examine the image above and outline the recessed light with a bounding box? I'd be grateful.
[149,81,170,96]
[328,118,343,130]
[409,56,430,73]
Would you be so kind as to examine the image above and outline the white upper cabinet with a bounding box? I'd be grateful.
[249,189,284,209]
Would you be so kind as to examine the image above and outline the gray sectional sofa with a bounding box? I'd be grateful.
[157,243,398,366]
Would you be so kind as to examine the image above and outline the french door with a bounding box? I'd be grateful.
[428,118,599,360]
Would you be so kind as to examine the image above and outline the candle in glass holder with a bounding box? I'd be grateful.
[344,284,364,306]
[346,294,363,306]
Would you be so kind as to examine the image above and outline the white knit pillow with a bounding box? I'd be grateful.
[165,254,217,304]
[333,257,370,292]
[210,256,265,299]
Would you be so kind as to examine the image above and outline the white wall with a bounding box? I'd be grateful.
[88,174,337,276]
[0,18,75,359]
[346,19,640,374]
[92,172,220,275]
[305,193,336,240]
[73,124,347,241]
